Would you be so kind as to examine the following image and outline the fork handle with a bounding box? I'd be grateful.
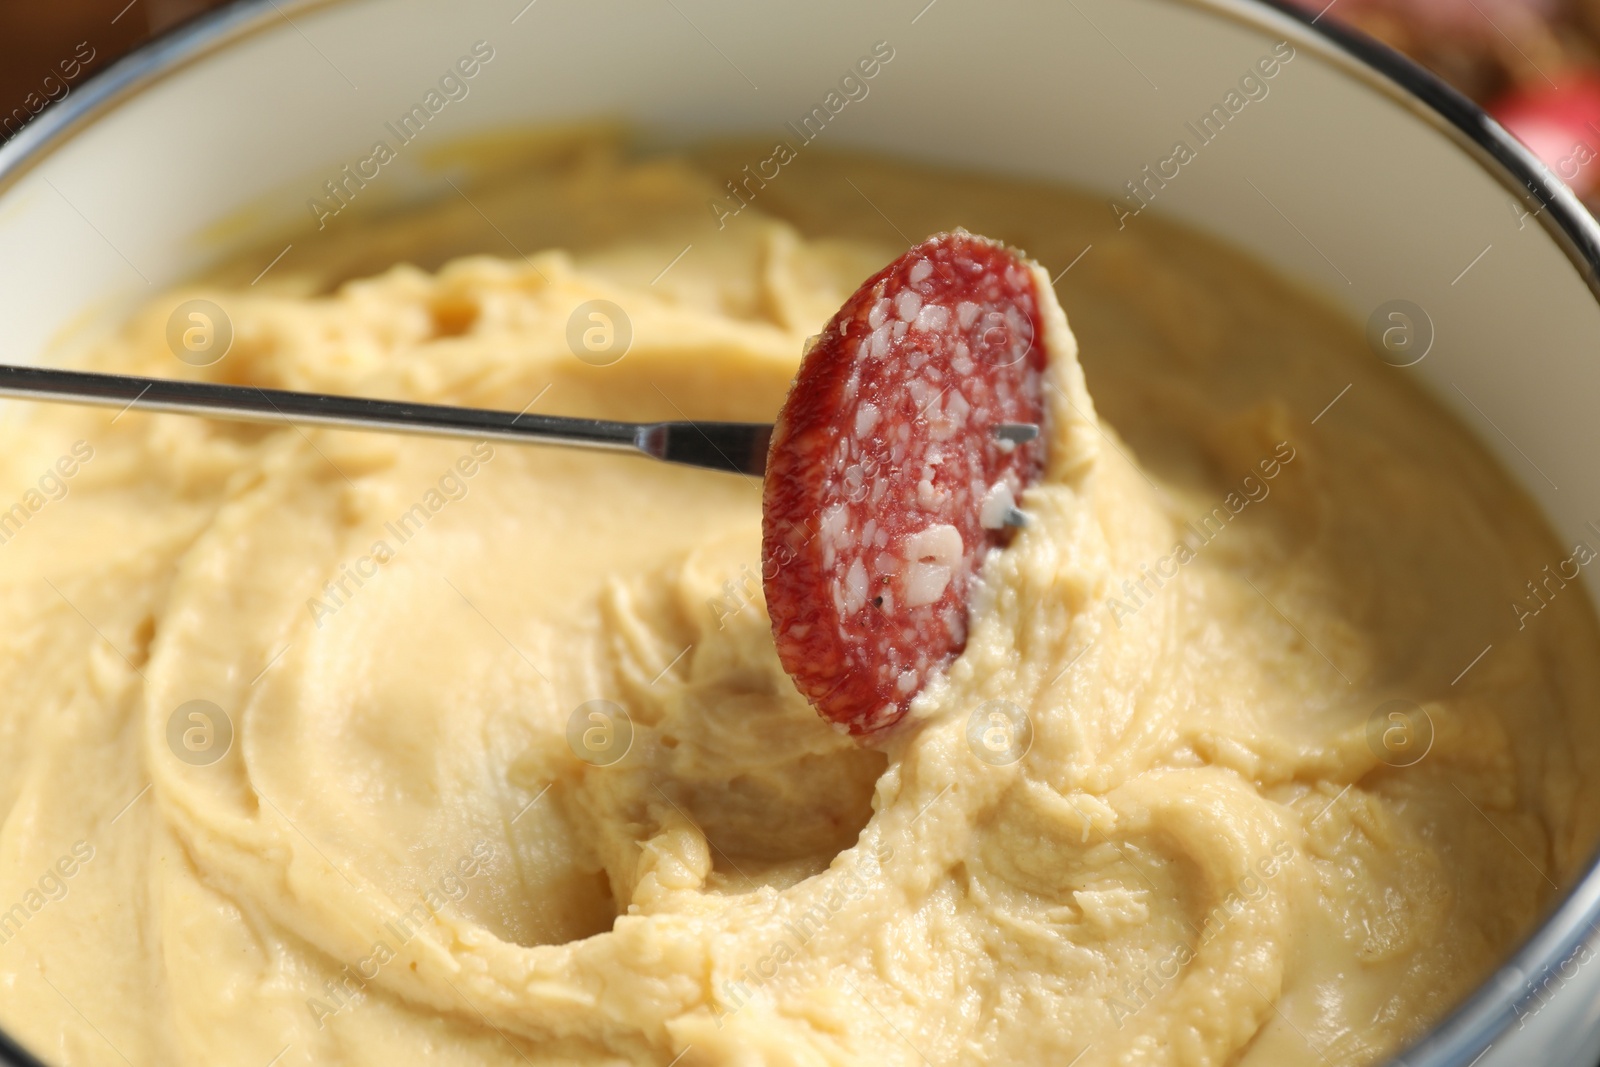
[0,364,768,476]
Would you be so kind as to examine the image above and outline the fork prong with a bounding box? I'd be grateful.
[993,422,1040,444]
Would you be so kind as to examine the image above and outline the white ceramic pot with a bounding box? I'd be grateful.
[1,1,1597,1064]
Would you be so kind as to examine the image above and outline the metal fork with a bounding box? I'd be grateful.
[0,364,774,476]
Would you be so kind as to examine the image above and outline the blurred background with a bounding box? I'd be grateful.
[6,0,1600,206]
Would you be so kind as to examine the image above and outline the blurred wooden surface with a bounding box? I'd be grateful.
[0,0,228,143]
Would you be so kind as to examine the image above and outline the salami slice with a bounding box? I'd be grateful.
[762,231,1050,736]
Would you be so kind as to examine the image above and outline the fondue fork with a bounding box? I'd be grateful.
[0,364,1036,477]
[0,364,775,476]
